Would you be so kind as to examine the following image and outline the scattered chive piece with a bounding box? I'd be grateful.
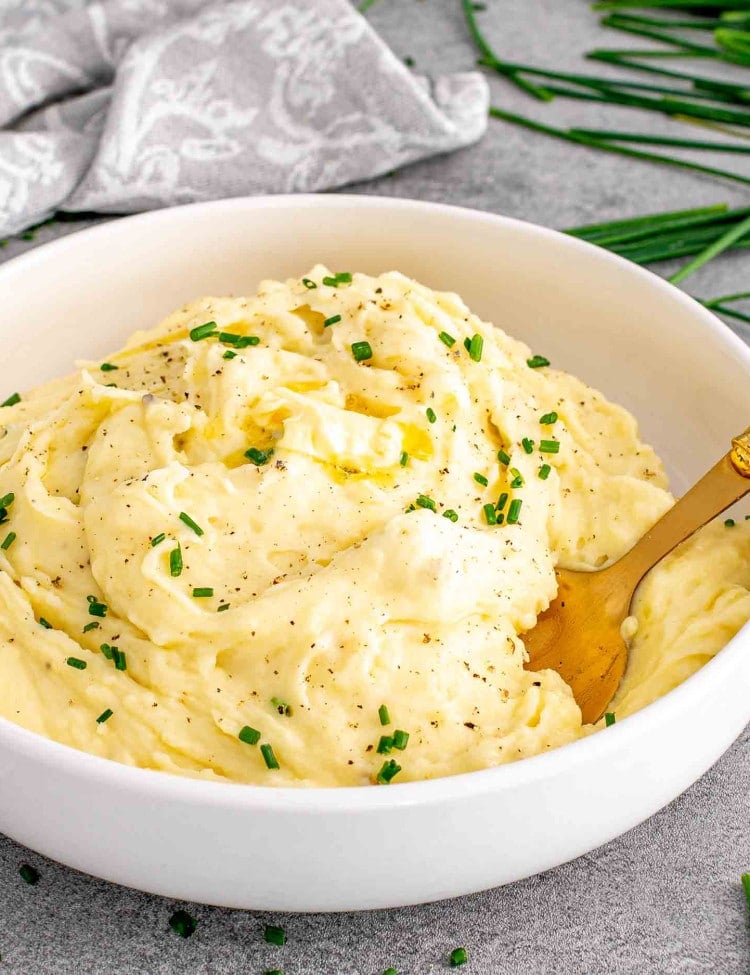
[219,332,260,348]
[605,712,616,727]
[192,587,214,597]
[474,472,489,486]
[169,910,197,939]
[450,947,468,968]
[522,437,534,454]
[378,735,395,754]
[322,276,338,287]
[463,337,471,353]
[223,350,237,359]
[99,362,118,372]
[302,277,317,289]
[483,503,498,525]
[539,464,552,480]
[245,446,274,466]
[527,355,550,369]
[378,704,391,726]
[540,411,558,424]
[112,648,127,671]
[497,492,509,511]
[1,531,16,550]
[399,451,409,467]
[264,971,283,975]
[426,407,437,424]
[351,341,373,362]
[507,498,523,524]
[87,595,108,617]
[19,864,39,885]
[540,439,560,454]
[261,743,280,770]
[509,467,524,489]
[0,493,14,508]
[443,509,459,522]
[66,657,87,670]
[1,393,20,407]
[179,511,204,536]
[271,696,292,717]
[150,532,166,547]
[264,925,286,946]
[392,729,409,750]
[217,603,230,612]
[382,970,398,975]
[324,314,342,327]
[239,725,261,746]
[83,621,100,633]
[39,618,52,629]
[100,643,114,660]
[96,708,113,724]
[439,331,457,347]
[416,494,437,511]
[497,449,511,466]
[742,873,750,910]
[376,758,402,784]
[170,544,183,578]
[189,321,218,342]
[725,518,736,527]
[336,272,353,283]
[467,333,484,362]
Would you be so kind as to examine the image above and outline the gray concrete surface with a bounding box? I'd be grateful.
[0,2,748,973]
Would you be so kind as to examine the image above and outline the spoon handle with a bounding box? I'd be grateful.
[614,426,750,591]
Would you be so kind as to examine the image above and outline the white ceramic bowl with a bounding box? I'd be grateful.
[0,196,748,912]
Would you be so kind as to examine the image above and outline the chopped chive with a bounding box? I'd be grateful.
[264,971,283,975]
[66,657,87,670]
[264,925,286,946]
[443,509,459,522]
[483,503,498,525]
[426,407,437,424]
[99,362,118,372]
[324,314,342,327]
[169,910,197,938]
[192,587,214,597]
[179,511,204,536]
[223,350,237,359]
[302,277,317,289]
[239,725,261,746]
[540,411,558,424]
[335,272,353,283]
[497,492,509,510]
[509,467,524,489]
[376,758,402,784]
[217,603,230,612]
[467,333,484,362]
[378,704,391,726]
[96,708,113,724]
[219,332,260,347]
[527,354,550,369]
[497,449,511,466]
[605,712,616,727]
[725,518,736,527]
[399,451,409,466]
[377,735,394,754]
[539,464,552,480]
[474,472,489,486]
[170,544,183,578]
[1,531,16,550]
[189,321,218,342]
[0,493,14,509]
[322,276,338,286]
[271,696,292,716]
[507,498,523,524]
[382,970,399,975]
[1,393,20,407]
[416,494,436,511]
[87,597,108,618]
[245,446,274,466]
[150,532,166,547]
[742,873,750,910]
[450,947,468,967]
[438,331,456,347]
[19,864,39,885]
[261,743,280,770]
[82,621,100,633]
[522,437,534,454]
[112,648,127,671]
[540,439,560,454]
[392,729,409,750]
[351,341,373,362]
[100,643,114,660]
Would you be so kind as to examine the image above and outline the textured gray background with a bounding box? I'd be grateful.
[0,2,748,973]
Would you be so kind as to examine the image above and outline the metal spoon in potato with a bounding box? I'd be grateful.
[523,427,750,725]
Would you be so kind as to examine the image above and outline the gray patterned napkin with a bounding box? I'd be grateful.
[0,0,489,237]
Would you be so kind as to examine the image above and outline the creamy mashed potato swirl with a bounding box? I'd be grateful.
[0,267,747,786]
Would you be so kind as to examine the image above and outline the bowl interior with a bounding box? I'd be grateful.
[3,196,749,497]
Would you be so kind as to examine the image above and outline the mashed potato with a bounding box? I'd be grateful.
[0,268,747,786]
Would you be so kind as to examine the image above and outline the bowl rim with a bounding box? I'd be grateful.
[0,192,748,812]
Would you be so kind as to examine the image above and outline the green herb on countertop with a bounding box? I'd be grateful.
[19,864,39,885]
[450,947,468,967]
[169,909,198,938]
[264,925,287,946]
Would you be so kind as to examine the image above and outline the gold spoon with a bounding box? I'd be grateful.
[523,426,750,724]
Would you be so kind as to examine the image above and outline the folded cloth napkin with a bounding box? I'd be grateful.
[0,0,489,237]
